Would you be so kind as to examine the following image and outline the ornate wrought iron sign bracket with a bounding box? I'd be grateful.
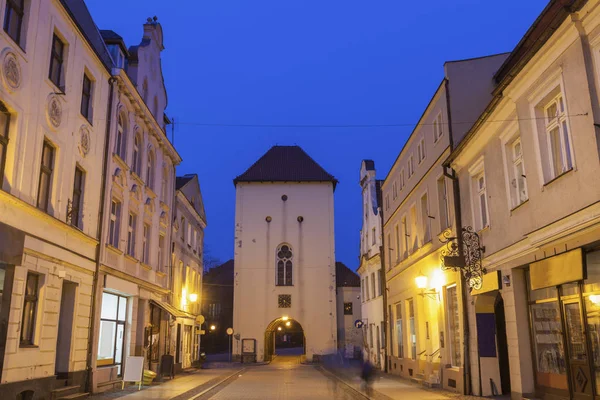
[440,227,486,291]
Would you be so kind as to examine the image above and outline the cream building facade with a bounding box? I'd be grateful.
[91,18,182,392]
[335,262,362,360]
[357,160,386,370]
[232,145,338,362]
[171,174,206,371]
[0,0,114,398]
[382,53,508,391]
[444,1,600,398]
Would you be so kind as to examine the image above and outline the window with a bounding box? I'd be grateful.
[371,227,376,245]
[509,137,528,207]
[344,302,353,315]
[474,171,489,229]
[97,292,127,375]
[387,234,392,267]
[408,155,414,178]
[433,112,443,142]
[0,102,11,184]
[446,285,461,367]
[278,294,291,308]
[385,194,389,210]
[161,166,169,201]
[132,134,141,175]
[399,169,405,190]
[276,244,293,286]
[109,199,121,247]
[544,94,572,178]
[365,230,369,250]
[392,181,397,200]
[395,302,403,358]
[108,45,124,69]
[369,324,374,348]
[37,140,54,212]
[146,150,154,189]
[48,34,64,89]
[80,73,93,122]
[142,224,150,264]
[402,216,409,258]
[158,234,165,271]
[420,193,430,243]
[3,0,24,46]
[180,217,185,241]
[394,225,400,262]
[115,114,126,159]
[361,279,365,302]
[70,166,85,228]
[437,176,449,232]
[409,206,418,251]
[365,275,370,300]
[20,272,39,346]
[417,138,425,164]
[371,272,376,298]
[409,299,416,360]
[127,213,137,257]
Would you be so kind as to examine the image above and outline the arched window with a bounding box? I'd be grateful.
[276,244,293,286]
[132,133,141,175]
[115,114,126,159]
[0,102,11,183]
[146,150,154,189]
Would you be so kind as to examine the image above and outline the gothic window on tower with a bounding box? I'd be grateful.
[276,244,293,286]
[278,294,291,308]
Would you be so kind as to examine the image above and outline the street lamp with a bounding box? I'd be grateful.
[415,273,439,301]
[285,321,291,327]
[282,316,289,321]
[189,293,198,303]
[277,326,282,331]
[210,324,216,331]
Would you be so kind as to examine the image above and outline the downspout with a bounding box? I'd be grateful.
[379,208,388,373]
[86,76,116,393]
[443,79,472,396]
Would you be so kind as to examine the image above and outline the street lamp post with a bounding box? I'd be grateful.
[226,328,234,362]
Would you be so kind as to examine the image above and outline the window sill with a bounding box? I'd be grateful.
[46,77,65,95]
[112,153,129,170]
[510,199,529,214]
[156,271,167,277]
[140,262,152,271]
[275,285,294,287]
[106,244,123,255]
[79,112,93,128]
[543,168,574,187]
[131,171,144,186]
[124,254,138,263]
[19,344,39,349]
[2,31,27,57]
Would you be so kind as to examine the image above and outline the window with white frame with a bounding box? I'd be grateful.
[142,223,150,264]
[473,170,489,230]
[420,193,430,243]
[437,176,449,232]
[158,234,165,271]
[508,137,528,207]
[408,155,414,178]
[365,275,370,300]
[127,213,137,257]
[385,194,390,210]
[392,181,397,200]
[395,302,404,358]
[399,169,405,190]
[544,93,572,179]
[115,114,127,160]
[395,224,400,262]
[409,205,418,251]
[433,112,443,142]
[402,216,409,258]
[132,133,141,176]
[417,138,425,164]
[109,199,121,247]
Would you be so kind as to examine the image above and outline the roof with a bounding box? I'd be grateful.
[203,259,234,285]
[59,0,114,71]
[176,175,194,190]
[336,262,361,287]
[100,29,129,56]
[234,145,337,188]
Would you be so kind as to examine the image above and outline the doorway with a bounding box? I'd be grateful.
[495,295,511,395]
[56,281,77,377]
[264,317,305,361]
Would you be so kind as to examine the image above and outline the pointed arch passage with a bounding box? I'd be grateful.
[276,244,293,286]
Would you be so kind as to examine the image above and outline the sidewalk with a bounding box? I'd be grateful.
[90,367,242,400]
[323,361,482,400]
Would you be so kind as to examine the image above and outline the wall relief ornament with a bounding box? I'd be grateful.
[78,125,91,157]
[1,50,21,91]
[46,95,63,129]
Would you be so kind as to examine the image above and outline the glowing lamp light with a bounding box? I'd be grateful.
[277,327,282,331]
[210,325,216,331]
[189,293,198,303]
[590,295,600,305]
[415,275,428,290]
[285,321,291,327]
[282,316,289,321]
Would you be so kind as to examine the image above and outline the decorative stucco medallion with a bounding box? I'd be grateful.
[2,51,21,91]
[78,125,91,157]
[47,95,62,129]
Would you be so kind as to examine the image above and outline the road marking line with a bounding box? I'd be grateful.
[185,368,246,400]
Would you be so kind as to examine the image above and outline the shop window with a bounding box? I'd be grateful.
[408,299,416,360]
[20,272,39,346]
[446,285,461,367]
[97,293,127,375]
[395,302,403,358]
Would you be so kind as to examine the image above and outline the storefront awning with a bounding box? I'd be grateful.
[150,300,195,319]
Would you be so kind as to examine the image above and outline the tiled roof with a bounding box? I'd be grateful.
[234,146,337,187]
[336,262,360,287]
[175,175,194,190]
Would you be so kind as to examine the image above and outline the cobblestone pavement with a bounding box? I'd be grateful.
[200,355,365,400]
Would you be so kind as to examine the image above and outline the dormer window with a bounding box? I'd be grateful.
[108,45,125,69]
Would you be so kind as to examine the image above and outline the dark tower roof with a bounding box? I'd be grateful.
[234,145,337,188]
[336,262,361,287]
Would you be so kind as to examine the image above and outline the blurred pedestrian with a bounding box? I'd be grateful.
[360,356,375,397]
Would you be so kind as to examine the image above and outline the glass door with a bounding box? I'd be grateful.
[563,299,593,399]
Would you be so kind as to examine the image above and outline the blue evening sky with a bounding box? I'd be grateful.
[86,0,547,269]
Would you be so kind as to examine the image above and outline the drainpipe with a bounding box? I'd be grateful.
[379,207,389,373]
[443,79,472,396]
[86,76,116,394]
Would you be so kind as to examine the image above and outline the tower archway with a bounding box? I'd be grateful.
[264,317,305,361]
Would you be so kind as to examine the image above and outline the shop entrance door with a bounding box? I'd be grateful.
[563,300,593,399]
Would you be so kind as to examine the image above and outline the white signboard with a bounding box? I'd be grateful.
[122,356,145,390]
